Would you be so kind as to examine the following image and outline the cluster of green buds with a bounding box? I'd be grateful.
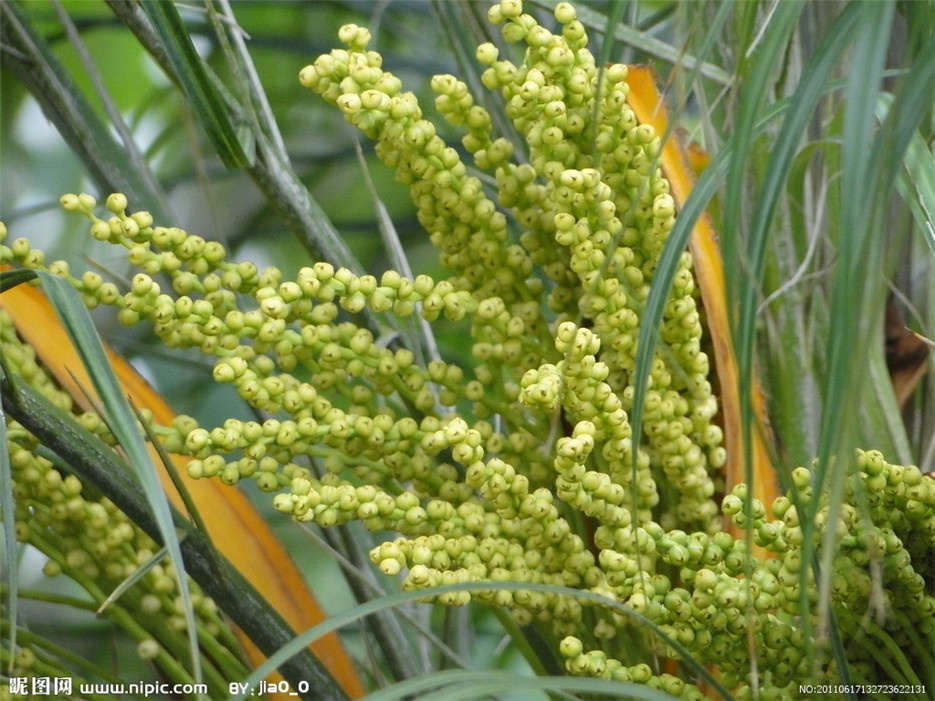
[0,301,248,691]
[2,0,933,697]
[560,448,935,697]
[299,0,723,536]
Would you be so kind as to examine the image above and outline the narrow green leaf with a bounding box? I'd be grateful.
[362,669,680,701]
[32,271,204,692]
[134,400,214,542]
[859,619,924,688]
[0,356,17,673]
[139,1,253,169]
[898,128,935,258]
[50,0,170,216]
[107,1,375,311]
[626,62,850,482]
[872,39,935,209]
[231,580,733,701]
[96,543,170,615]
[817,4,897,469]
[863,346,913,463]
[596,1,628,69]
[721,0,806,490]
[204,0,282,158]
[0,608,127,689]
[810,6,904,695]
[734,3,860,536]
[626,82,804,484]
[0,268,37,292]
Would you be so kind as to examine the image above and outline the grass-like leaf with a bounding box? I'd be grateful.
[718,0,804,507]
[0,356,16,673]
[810,12,935,681]
[730,18,863,666]
[50,1,171,219]
[96,543,170,615]
[138,1,253,169]
[0,611,126,694]
[359,669,680,701]
[898,125,935,259]
[231,581,734,701]
[814,0,895,481]
[28,271,205,692]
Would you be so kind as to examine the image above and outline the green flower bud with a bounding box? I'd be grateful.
[137,639,160,660]
[105,193,128,213]
[554,2,576,24]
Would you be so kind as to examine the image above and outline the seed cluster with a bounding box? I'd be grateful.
[2,1,933,697]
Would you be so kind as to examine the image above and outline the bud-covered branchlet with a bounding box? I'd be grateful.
[2,0,933,697]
